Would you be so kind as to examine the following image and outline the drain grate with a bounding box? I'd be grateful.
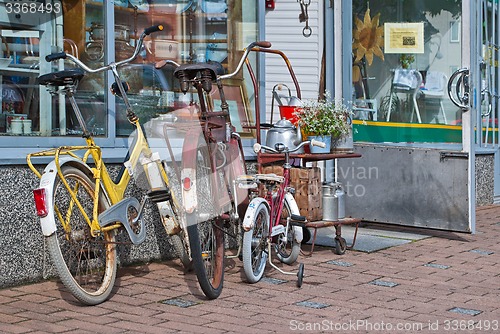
[369,279,399,288]
[160,298,199,308]
[327,260,353,267]
[448,307,482,316]
[469,249,494,256]
[424,263,451,270]
[261,277,288,285]
[296,301,330,309]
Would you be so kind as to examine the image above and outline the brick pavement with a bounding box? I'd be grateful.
[1,205,500,333]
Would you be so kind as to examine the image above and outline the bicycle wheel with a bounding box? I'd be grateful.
[187,134,225,299]
[161,161,192,269]
[171,232,191,268]
[242,202,269,283]
[45,165,116,305]
[276,197,300,265]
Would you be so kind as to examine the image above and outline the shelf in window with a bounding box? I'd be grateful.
[180,12,227,19]
[86,1,148,14]
[0,66,39,76]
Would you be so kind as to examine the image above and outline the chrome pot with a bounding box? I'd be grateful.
[265,118,303,153]
[88,23,131,42]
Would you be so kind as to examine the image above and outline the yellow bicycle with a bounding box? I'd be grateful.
[27,25,189,305]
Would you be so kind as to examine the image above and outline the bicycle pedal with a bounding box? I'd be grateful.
[147,188,171,203]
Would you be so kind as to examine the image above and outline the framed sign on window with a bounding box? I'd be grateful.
[208,79,254,138]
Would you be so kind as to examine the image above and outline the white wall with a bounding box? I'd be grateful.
[264,0,323,123]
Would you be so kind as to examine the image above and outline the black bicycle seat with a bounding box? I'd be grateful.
[173,62,224,81]
[37,69,85,87]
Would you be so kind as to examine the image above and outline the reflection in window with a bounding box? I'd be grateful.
[352,0,463,143]
[0,0,257,139]
[450,20,460,43]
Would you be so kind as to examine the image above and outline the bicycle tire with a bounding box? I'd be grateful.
[45,165,117,305]
[242,202,269,283]
[276,197,300,264]
[170,232,191,269]
[161,160,192,269]
[187,134,225,299]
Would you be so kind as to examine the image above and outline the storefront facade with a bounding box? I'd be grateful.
[336,0,498,233]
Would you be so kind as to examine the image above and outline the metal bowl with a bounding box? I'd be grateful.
[0,57,12,69]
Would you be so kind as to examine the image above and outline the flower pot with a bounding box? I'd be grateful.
[332,128,354,153]
[308,135,331,153]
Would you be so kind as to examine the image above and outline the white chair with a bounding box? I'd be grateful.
[421,71,448,124]
[386,69,423,123]
[353,99,378,121]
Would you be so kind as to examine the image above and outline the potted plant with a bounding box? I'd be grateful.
[294,93,352,153]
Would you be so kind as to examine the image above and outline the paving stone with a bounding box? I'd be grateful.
[369,279,399,288]
[160,297,199,308]
[469,249,495,255]
[448,307,482,316]
[326,260,354,267]
[295,300,330,309]
[423,263,451,269]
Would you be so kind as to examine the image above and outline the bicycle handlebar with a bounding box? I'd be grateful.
[218,41,272,81]
[45,25,164,74]
[253,139,326,154]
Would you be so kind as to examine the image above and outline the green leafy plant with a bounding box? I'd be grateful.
[399,54,415,69]
[294,93,351,138]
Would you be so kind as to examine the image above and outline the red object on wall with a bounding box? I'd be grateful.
[265,0,275,10]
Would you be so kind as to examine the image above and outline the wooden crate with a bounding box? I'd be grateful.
[261,165,322,221]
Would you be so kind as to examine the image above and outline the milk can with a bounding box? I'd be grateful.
[322,183,338,221]
[335,182,346,219]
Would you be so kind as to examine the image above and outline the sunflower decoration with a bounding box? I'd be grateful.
[353,8,385,66]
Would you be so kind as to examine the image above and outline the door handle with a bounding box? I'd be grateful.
[448,68,470,110]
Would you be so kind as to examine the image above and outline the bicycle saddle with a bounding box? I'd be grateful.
[37,69,85,87]
[174,62,224,93]
[174,62,224,80]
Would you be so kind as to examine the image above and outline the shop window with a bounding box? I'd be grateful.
[0,0,258,141]
[351,1,463,144]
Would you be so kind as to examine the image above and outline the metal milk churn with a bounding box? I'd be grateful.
[335,182,346,219]
[322,183,338,221]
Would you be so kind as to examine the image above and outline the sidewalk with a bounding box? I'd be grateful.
[1,205,499,333]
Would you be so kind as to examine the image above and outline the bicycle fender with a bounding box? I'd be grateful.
[36,157,93,237]
[242,197,269,231]
[181,128,203,214]
[284,193,303,243]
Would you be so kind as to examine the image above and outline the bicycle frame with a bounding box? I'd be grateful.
[27,30,177,239]
[29,111,171,238]
[266,167,291,234]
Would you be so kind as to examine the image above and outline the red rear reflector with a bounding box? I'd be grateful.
[33,188,48,217]
[182,177,192,190]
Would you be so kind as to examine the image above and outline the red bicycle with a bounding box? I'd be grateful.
[158,41,271,299]
[242,139,325,287]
